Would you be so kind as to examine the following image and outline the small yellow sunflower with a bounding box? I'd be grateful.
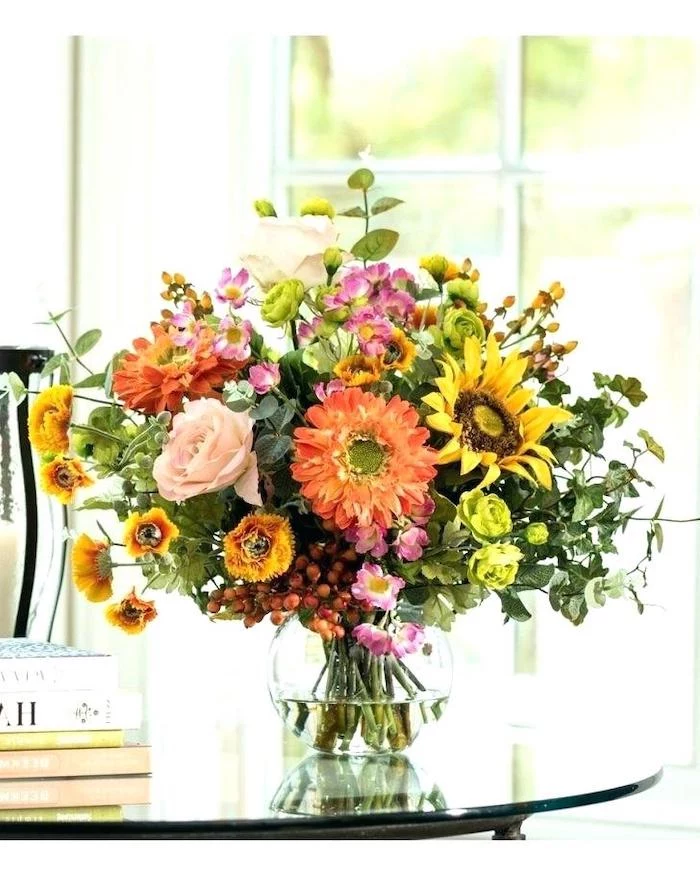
[28,385,73,456]
[105,589,157,634]
[40,456,94,504]
[123,508,179,558]
[382,328,417,372]
[423,334,572,490]
[333,354,384,387]
[223,513,294,582]
[71,534,113,602]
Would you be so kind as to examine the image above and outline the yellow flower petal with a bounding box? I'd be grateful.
[426,411,458,434]
[437,437,463,464]
[473,463,501,490]
[503,387,534,416]
[460,449,482,475]
[423,392,447,413]
[518,455,553,489]
[521,407,573,443]
[463,336,482,383]
[481,333,502,385]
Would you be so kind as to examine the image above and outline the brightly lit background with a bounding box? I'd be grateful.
[1,35,698,833]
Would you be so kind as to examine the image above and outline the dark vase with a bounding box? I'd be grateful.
[0,347,67,640]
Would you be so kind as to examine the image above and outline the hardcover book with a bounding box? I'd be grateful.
[0,730,124,752]
[0,775,150,809]
[0,744,151,780]
[0,639,118,692]
[0,690,142,733]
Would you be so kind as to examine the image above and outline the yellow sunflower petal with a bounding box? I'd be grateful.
[481,333,502,386]
[518,455,553,490]
[437,436,463,465]
[459,449,482,475]
[500,459,537,484]
[426,411,458,434]
[502,387,534,416]
[473,463,501,491]
[519,441,557,463]
[521,407,573,443]
[483,350,529,398]
[422,392,447,413]
[463,336,482,384]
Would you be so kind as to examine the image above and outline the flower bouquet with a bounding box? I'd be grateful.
[15,167,669,755]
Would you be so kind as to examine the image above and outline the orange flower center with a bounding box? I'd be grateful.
[224,285,243,300]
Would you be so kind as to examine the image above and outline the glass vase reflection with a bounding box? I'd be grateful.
[270,753,446,817]
[267,613,452,756]
[0,347,67,639]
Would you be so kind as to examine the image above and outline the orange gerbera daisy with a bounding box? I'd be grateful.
[40,457,94,504]
[112,324,245,415]
[71,534,113,602]
[334,354,384,387]
[106,589,157,634]
[123,508,179,558]
[291,387,437,531]
[224,513,295,582]
[28,384,73,456]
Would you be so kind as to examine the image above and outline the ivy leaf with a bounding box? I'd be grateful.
[638,429,665,462]
[338,206,367,218]
[74,329,102,356]
[370,197,404,215]
[347,168,375,190]
[596,373,647,407]
[73,372,108,389]
[497,589,532,623]
[538,378,571,406]
[422,590,456,631]
[351,229,399,262]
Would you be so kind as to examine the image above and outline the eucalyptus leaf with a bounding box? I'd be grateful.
[40,353,68,377]
[371,196,404,215]
[73,372,108,389]
[351,229,399,262]
[347,168,375,190]
[338,206,367,218]
[74,329,102,356]
[249,394,279,420]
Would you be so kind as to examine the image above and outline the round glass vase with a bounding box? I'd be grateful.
[267,614,452,756]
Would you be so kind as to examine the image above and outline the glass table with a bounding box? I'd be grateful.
[0,700,662,839]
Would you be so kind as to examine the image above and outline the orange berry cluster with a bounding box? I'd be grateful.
[159,271,214,321]
[207,540,362,640]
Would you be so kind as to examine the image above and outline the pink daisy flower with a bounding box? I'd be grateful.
[324,273,372,311]
[351,562,405,612]
[390,622,425,658]
[313,379,345,402]
[248,362,280,395]
[213,317,252,361]
[345,306,393,356]
[169,301,200,350]
[215,267,251,308]
[374,286,416,322]
[393,525,429,561]
[346,523,389,558]
[352,623,393,657]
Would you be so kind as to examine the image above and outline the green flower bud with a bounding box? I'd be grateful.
[71,430,93,460]
[458,489,512,543]
[419,254,449,283]
[314,285,333,311]
[525,522,549,545]
[443,307,485,352]
[261,279,306,327]
[467,543,523,591]
[254,199,277,218]
[445,277,480,308]
[300,197,336,219]
[323,246,344,277]
[323,305,349,324]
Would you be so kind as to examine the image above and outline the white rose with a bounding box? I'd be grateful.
[240,215,338,291]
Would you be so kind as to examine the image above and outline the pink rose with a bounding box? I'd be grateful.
[249,362,280,395]
[153,398,261,505]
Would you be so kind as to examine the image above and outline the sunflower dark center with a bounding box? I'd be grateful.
[454,390,521,457]
[122,603,143,621]
[95,548,113,580]
[55,467,76,487]
[136,522,163,547]
[383,340,402,365]
[243,533,271,559]
[346,433,388,476]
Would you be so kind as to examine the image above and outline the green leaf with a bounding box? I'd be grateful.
[73,372,107,389]
[538,378,571,406]
[40,353,68,377]
[422,591,456,631]
[497,589,532,623]
[77,497,118,511]
[255,434,292,467]
[59,360,72,385]
[638,429,665,462]
[74,329,102,357]
[269,403,296,431]
[347,168,375,191]
[653,522,664,552]
[338,206,367,218]
[249,394,279,420]
[2,372,28,403]
[351,229,399,262]
[515,564,557,589]
[370,196,404,215]
[604,374,648,407]
[36,307,73,325]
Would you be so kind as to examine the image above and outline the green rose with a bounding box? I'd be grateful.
[525,522,549,545]
[261,279,306,327]
[443,307,485,352]
[458,489,512,543]
[300,197,336,219]
[445,278,479,308]
[467,543,523,590]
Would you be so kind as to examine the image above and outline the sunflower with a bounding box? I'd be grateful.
[105,589,157,634]
[71,534,113,602]
[223,513,295,582]
[423,334,572,490]
[410,305,438,330]
[28,384,73,456]
[382,328,417,372]
[123,508,179,558]
[291,387,437,531]
[112,324,245,415]
[39,457,94,504]
[333,354,384,387]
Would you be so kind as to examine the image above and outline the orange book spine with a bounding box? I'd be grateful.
[0,775,151,809]
[0,745,151,780]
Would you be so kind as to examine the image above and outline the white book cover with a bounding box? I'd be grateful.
[0,639,119,692]
[0,689,141,733]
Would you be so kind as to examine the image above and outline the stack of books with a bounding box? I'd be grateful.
[0,638,150,823]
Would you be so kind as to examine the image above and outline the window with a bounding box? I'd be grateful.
[273,36,700,768]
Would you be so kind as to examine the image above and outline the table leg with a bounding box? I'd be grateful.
[492,816,527,840]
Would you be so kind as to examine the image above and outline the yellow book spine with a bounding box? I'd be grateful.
[0,730,124,751]
[0,805,123,822]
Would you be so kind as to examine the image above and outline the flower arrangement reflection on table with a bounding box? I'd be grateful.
[270,753,446,817]
[11,166,674,754]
